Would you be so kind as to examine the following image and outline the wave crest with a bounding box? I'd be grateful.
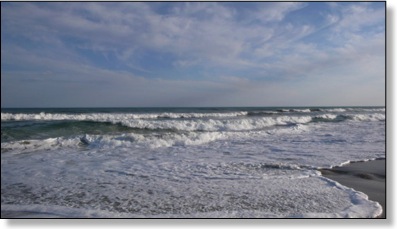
[1,111,248,121]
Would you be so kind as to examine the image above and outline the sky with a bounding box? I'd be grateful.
[1,2,386,108]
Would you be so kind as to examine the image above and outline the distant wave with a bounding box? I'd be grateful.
[1,112,385,141]
[1,113,313,131]
[1,113,385,151]
[1,108,385,122]
[1,111,248,121]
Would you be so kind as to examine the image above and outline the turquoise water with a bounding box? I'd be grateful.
[1,106,383,142]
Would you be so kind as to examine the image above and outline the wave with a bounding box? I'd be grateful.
[79,132,228,149]
[114,116,313,132]
[1,131,229,152]
[1,111,248,121]
[1,120,314,152]
[312,114,345,123]
[312,113,385,122]
[2,109,386,124]
[321,108,346,112]
[0,115,315,145]
[292,109,311,113]
[320,108,385,113]
[1,112,312,131]
[1,120,133,143]
[275,109,311,113]
[1,112,385,140]
[0,110,311,121]
[246,111,279,116]
[350,113,385,121]
[347,108,385,112]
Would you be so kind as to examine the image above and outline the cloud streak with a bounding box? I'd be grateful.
[1,2,385,107]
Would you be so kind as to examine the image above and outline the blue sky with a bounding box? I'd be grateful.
[1,2,385,107]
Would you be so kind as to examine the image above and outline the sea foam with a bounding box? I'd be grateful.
[1,107,385,218]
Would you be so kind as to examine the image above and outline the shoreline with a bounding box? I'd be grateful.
[1,159,386,218]
[320,159,386,218]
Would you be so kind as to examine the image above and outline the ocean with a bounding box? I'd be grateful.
[1,107,385,218]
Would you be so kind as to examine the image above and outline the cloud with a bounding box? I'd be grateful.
[2,2,306,72]
[253,2,306,23]
[1,2,385,107]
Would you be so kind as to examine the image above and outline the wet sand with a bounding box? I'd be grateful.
[1,211,61,218]
[320,159,386,218]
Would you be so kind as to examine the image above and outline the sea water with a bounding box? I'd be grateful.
[1,107,385,218]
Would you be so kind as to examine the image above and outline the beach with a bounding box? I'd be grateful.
[1,107,385,218]
[320,159,386,218]
[1,159,387,219]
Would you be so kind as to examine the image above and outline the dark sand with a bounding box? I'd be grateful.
[320,159,386,218]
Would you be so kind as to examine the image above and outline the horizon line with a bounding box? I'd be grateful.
[1,105,386,109]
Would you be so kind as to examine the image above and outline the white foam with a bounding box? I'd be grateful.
[1,137,80,154]
[1,118,315,153]
[347,108,385,112]
[0,171,382,218]
[83,132,228,149]
[267,123,309,135]
[331,157,385,169]
[1,131,231,152]
[1,204,135,218]
[372,108,386,112]
[1,111,248,121]
[323,108,346,112]
[315,114,338,120]
[1,112,313,132]
[116,116,312,132]
[292,109,311,112]
[1,109,385,218]
[314,113,385,122]
[316,177,382,218]
[350,113,385,121]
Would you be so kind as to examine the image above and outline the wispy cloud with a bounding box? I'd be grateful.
[1,2,385,107]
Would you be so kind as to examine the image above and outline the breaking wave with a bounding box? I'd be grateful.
[1,131,229,152]
[1,111,385,123]
[1,111,248,121]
